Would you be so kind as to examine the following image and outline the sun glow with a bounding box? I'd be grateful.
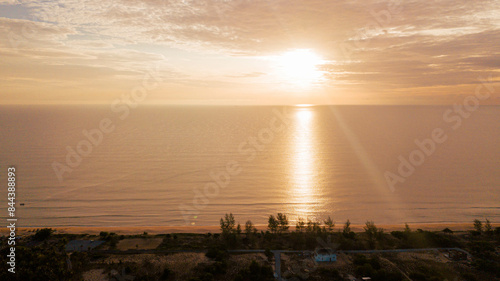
[274,49,324,87]
[288,107,319,217]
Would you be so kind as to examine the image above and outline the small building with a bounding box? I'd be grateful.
[65,240,104,252]
[314,248,337,262]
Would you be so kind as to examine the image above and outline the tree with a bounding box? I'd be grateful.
[343,219,351,235]
[220,213,236,234]
[324,216,335,232]
[404,223,411,233]
[296,217,305,232]
[268,215,279,234]
[473,219,483,234]
[485,219,492,235]
[306,219,314,233]
[245,220,256,236]
[364,221,382,249]
[277,213,289,234]
[237,223,242,235]
[305,219,322,233]
[33,228,53,241]
[364,221,377,237]
[313,221,322,233]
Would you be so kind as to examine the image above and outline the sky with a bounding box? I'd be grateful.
[0,0,499,105]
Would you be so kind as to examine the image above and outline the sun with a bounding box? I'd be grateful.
[273,49,324,87]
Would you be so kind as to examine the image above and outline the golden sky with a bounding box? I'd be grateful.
[1,0,499,105]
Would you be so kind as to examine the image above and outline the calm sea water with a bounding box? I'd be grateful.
[0,105,499,227]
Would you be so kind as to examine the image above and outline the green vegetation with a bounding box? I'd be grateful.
[0,217,498,280]
[205,246,229,261]
[473,219,483,233]
[104,258,173,281]
[33,228,54,241]
[353,255,404,281]
[234,260,274,281]
[484,218,493,235]
[324,216,335,232]
[268,213,289,234]
[342,219,356,239]
[364,221,384,249]
[313,268,345,281]
[0,238,88,281]
[220,213,236,235]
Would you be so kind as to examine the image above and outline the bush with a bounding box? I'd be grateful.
[469,241,495,258]
[160,267,172,280]
[355,263,375,277]
[234,260,274,281]
[409,272,427,281]
[204,261,227,275]
[353,254,380,270]
[317,268,344,280]
[373,269,404,281]
[265,248,273,261]
[472,258,500,277]
[0,245,75,280]
[205,247,228,262]
[109,235,120,248]
[391,231,406,240]
[343,231,356,239]
[33,228,53,241]
[461,272,478,281]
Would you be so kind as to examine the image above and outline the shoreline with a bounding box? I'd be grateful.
[2,222,491,236]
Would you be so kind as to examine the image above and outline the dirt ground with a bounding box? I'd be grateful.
[82,269,107,281]
[116,238,163,250]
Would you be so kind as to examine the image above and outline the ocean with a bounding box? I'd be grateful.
[0,105,499,227]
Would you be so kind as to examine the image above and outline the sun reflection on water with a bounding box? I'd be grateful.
[288,106,320,218]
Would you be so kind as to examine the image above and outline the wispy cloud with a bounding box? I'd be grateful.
[1,0,499,104]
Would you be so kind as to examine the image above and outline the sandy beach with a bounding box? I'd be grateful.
[3,222,491,236]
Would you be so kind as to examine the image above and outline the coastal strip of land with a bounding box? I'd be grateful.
[1,222,490,236]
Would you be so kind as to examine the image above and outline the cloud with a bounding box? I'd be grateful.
[227,71,266,78]
[1,0,499,104]
[0,0,20,5]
